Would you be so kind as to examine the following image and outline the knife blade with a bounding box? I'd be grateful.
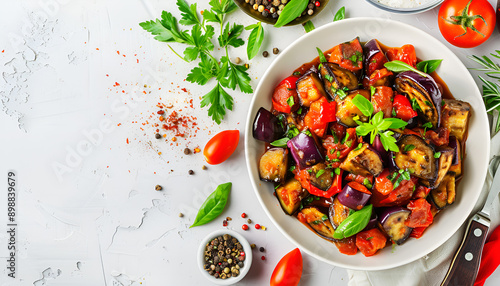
[441,155,500,286]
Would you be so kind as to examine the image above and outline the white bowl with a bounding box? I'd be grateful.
[365,0,444,14]
[197,229,253,285]
[244,18,490,270]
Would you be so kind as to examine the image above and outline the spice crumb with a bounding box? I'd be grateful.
[261,226,267,231]
[188,170,194,175]
[202,165,208,170]
[184,148,191,155]
[235,57,241,64]
[247,219,252,224]
[226,217,232,221]
[245,63,249,69]
[155,185,162,191]
[273,47,279,54]
[250,244,256,249]
[178,213,184,217]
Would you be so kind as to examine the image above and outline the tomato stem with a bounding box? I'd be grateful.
[443,0,487,38]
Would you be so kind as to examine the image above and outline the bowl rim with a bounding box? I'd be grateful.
[364,0,444,14]
[197,229,253,285]
[244,17,490,270]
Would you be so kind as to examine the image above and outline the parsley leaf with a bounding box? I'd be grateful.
[220,57,253,93]
[186,53,218,85]
[379,131,399,152]
[177,0,200,26]
[201,83,234,124]
[218,23,244,48]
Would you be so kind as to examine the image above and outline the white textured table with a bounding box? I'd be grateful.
[1,0,499,285]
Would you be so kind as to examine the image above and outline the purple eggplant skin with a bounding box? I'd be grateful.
[379,207,413,245]
[448,136,459,166]
[287,132,324,169]
[338,184,372,210]
[363,213,379,231]
[363,40,383,62]
[371,135,388,163]
[395,71,442,128]
[252,107,285,143]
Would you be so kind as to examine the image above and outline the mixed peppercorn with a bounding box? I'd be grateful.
[244,0,321,20]
[203,234,246,279]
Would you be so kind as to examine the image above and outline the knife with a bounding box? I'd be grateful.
[441,155,500,286]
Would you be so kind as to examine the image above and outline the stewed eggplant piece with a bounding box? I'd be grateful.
[307,163,333,191]
[296,71,328,107]
[379,207,413,245]
[340,143,384,177]
[328,197,351,229]
[319,62,359,99]
[421,147,454,188]
[430,172,456,209]
[336,89,371,127]
[363,39,388,76]
[448,136,462,177]
[393,134,437,181]
[252,107,285,142]
[441,99,471,141]
[287,132,324,169]
[258,148,289,183]
[297,207,335,240]
[395,71,442,128]
[275,178,309,215]
[338,183,372,210]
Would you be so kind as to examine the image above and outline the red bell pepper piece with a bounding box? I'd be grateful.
[328,38,364,72]
[410,226,427,239]
[304,97,336,137]
[405,199,433,228]
[272,76,299,113]
[295,169,343,198]
[393,94,418,121]
[366,52,388,76]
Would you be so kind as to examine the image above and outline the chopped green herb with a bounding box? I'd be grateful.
[275,184,280,190]
[270,137,289,148]
[322,215,328,221]
[312,220,323,225]
[335,168,341,175]
[354,143,363,151]
[403,144,416,152]
[363,178,373,189]
[287,96,295,107]
[316,169,326,178]
[434,152,441,158]
[307,169,313,173]
[297,107,302,115]
[425,100,432,106]
[411,97,422,112]
[330,149,334,154]
[392,108,397,117]
[316,47,327,63]
[370,86,376,96]
[289,166,296,172]
[366,236,374,240]
[293,71,301,76]
[325,74,334,82]
[332,132,339,143]
[304,130,312,136]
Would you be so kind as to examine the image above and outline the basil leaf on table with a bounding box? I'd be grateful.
[190,182,232,228]
[316,47,327,63]
[333,6,345,22]
[333,204,373,239]
[274,0,309,28]
[384,60,428,78]
[245,22,264,60]
[303,20,315,33]
[416,59,443,74]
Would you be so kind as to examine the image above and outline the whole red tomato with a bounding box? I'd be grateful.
[438,0,496,48]
[270,248,303,286]
[203,130,239,165]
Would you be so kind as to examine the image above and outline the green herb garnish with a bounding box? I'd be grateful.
[317,47,327,63]
[245,22,265,60]
[287,96,295,107]
[384,60,427,77]
[434,152,441,158]
[403,144,416,152]
[270,137,290,148]
[333,6,345,22]
[416,59,443,74]
[190,182,232,227]
[316,169,326,178]
[333,205,373,239]
[303,20,315,33]
[275,0,308,28]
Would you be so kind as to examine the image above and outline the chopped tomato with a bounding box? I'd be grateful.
[304,97,336,137]
[425,127,450,146]
[345,173,374,186]
[366,52,388,76]
[412,185,431,200]
[272,76,299,113]
[374,169,394,195]
[328,38,363,72]
[371,176,418,207]
[330,122,347,142]
[365,68,393,87]
[405,199,433,228]
[295,169,343,198]
[355,228,387,257]
[347,181,371,195]
[322,128,357,168]
[410,227,427,239]
[393,94,418,121]
[334,236,358,255]
[386,45,417,68]
[371,86,394,118]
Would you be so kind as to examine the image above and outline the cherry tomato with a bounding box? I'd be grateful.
[272,76,299,113]
[303,97,337,137]
[203,130,239,165]
[371,86,394,118]
[438,0,496,48]
[270,248,303,286]
[355,228,387,257]
[371,176,417,207]
[386,45,417,67]
[334,236,358,255]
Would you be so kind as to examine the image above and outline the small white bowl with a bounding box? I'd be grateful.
[198,229,253,285]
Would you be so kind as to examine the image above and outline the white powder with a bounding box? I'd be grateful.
[377,0,435,8]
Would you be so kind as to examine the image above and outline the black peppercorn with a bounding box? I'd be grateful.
[188,170,194,175]
[155,133,162,139]
[259,247,265,252]
[263,51,269,57]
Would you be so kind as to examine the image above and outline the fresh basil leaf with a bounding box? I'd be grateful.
[303,20,315,33]
[270,137,289,147]
[317,47,327,63]
[384,118,408,129]
[384,60,427,77]
[246,22,264,60]
[190,182,232,227]
[333,204,373,239]
[333,6,345,22]
[274,0,309,28]
[352,94,374,117]
[417,59,442,74]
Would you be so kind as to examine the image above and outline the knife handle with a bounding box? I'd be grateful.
[441,215,489,286]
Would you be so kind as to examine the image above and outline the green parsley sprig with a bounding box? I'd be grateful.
[351,94,407,152]
[139,0,253,124]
